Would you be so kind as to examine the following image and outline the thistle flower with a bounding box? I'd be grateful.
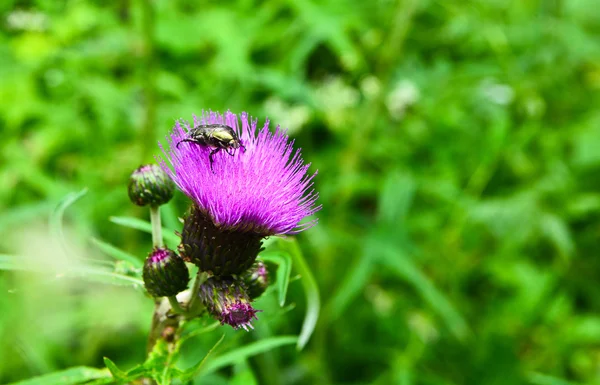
[198,277,259,330]
[143,247,190,297]
[158,111,320,275]
[128,164,175,207]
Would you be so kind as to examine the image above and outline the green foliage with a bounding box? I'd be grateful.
[2,0,600,384]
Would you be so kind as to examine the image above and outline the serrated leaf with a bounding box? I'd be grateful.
[199,336,298,377]
[109,216,180,247]
[6,366,111,385]
[90,237,143,268]
[258,251,292,306]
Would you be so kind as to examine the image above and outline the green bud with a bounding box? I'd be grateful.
[242,261,269,299]
[128,164,174,207]
[143,247,189,297]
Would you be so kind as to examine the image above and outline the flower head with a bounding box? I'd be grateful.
[158,111,320,236]
[198,277,260,330]
[128,164,175,207]
[158,111,320,276]
[143,247,190,297]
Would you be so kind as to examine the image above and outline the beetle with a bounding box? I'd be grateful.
[177,123,246,172]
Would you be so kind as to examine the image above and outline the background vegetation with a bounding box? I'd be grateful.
[2,0,600,384]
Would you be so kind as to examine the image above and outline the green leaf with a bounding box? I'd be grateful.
[109,216,180,247]
[199,336,298,377]
[178,321,221,347]
[103,357,128,381]
[90,237,143,269]
[0,254,144,287]
[0,201,54,234]
[49,188,88,236]
[527,372,582,385]
[374,239,470,341]
[49,189,89,257]
[178,334,225,382]
[6,366,111,385]
[325,251,374,322]
[258,251,292,306]
[277,238,320,350]
[230,361,259,385]
[103,357,147,383]
[49,189,114,268]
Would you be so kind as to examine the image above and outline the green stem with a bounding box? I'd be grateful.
[168,296,184,314]
[186,271,208,317]
[149,205,163,248]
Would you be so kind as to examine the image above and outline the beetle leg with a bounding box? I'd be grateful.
[240,141,247,153]
[209,148,220,173]
[176,138,198,148]
[224,147,235,156]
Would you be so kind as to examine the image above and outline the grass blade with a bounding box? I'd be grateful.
[258,251,292,306]
[110,216,180,246]
[375,241,470,341]
[6,366,110,385]
[278,238,320,350]
[179,334,225,382]
[199,336,298,376]
[325,251,374,322]
[90,237,143,269]
[0,254,144,287]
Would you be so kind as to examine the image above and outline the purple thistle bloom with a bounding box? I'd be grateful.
[158,111,320,236]
[158,111,320,276]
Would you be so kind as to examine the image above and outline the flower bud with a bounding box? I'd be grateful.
[128,164,175,207]
[242,261,269,299]
[178,204,263,276]
[198,276,259,330]
[143,247,190,297]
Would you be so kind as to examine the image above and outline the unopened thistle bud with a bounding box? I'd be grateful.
[198,277,259,330]
[243,261,269,299]
[128,164,175,207]
[143,247,190,297]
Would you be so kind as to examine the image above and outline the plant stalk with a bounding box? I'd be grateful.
[149,205,163,248]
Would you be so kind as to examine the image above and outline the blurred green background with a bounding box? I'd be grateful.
[2,0,600,384]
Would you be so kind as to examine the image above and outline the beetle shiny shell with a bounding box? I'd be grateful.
[177,123,246,172]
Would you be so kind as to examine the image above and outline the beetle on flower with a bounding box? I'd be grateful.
[157,110,320,329]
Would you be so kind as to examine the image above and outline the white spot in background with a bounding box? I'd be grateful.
[360,75,382,99]
[479,78,515,106]
[386,79,420,120]
[6,9,49,32]
[263,97,312,135]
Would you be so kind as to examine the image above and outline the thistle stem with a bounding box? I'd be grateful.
[168,296,184,314]
[149,205,163,248]
[186,271,208,317]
